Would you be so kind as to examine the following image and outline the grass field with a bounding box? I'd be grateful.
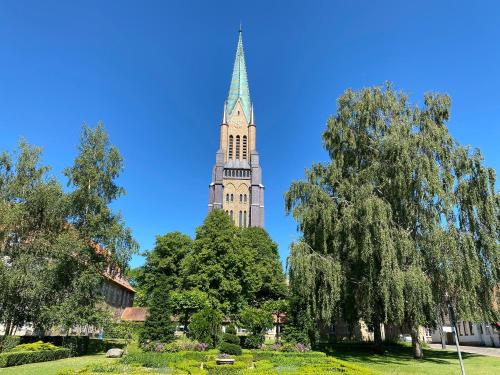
[0,354,114,375]
[330,344,500,375]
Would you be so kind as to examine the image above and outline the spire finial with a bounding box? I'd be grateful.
[239,22,242,33]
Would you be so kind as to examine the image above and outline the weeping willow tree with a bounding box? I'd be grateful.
[286,83,500,358]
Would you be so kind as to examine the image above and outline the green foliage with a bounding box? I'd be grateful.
[0,348,71,368]
[281,325,310,345]
[120,350,375,375]
[0,125,137,334]
[169,289,209,332]
[103,321,142,341]
[285,83,500,356]
[219,324,242,355]
[225,325,237,335]
[218,342,242,356]
[9,341,59,352]
[137,232,193,307]
[182,210,287,315]
[0,337,21,353]
[64,123,137,270]
[140,288,176,343]
[221,333,240,345]
[189,307,223,348]
[239,306,273,335]
[241,333,265,349]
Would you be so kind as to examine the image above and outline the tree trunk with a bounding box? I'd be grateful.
[5,319,12,336]
[439,327,446,349]
[411,326,423,359]
[373,321,384,354]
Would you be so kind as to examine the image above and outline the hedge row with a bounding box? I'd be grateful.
[17,336,126,356]
[0,348,71,368]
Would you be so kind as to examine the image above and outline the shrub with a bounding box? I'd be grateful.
[218,342,242,356]
[0,348,71,367]
[225,325,237,335]
[0,336,21,353]
[103,321,142,341]
[221,333,240,345]
[189,307,223,348]
[9,341,59,352]
[241,333,264,349]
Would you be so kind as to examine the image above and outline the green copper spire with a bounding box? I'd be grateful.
[226,28,251,121]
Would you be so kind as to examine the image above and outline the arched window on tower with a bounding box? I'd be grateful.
[244,194,247,203]
[239,211,242,227]
[236,136,240,160]
[231,194,234,202]
[239,194,242,203]
[228,135,234,159]
[244,211,247,227]
[243,136,247,159]
[226,194,229,202]
[230,210,233,221]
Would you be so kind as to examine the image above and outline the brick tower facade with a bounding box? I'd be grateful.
[208,29,264,227]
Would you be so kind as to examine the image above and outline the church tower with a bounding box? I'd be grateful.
[208,28,264,227]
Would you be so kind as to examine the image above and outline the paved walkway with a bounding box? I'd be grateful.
[429,343,500,357]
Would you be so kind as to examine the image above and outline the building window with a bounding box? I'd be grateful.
[230,210,233,221]
[239,211,242,227]
[469,322,474,335]
[236,136,240,159]
[226,194,229,202]
[458,322,462,336]
[244,211,247,227]
[244,194,247,203]
[243,136,247,159]
[231,194,234,202]
[464,322,468,336]
[479,324,483,334]
[228,135,234,159]
[239,194,242,203]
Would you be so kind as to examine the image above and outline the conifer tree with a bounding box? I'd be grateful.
[141,288,176,342]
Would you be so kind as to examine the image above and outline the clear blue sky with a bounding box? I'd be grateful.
[1,1,499,269]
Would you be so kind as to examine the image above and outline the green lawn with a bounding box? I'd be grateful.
[330,345,500,375]
[0,354,114,375]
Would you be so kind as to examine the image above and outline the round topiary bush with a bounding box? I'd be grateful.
[219,342,242,356]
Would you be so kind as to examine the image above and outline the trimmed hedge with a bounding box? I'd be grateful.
[16,336,126,356]
[0,348,71,367]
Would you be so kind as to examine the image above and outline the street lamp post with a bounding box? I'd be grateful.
[447,300,466,375]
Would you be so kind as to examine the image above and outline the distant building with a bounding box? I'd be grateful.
[430,320,500,347]
[208,28,264,227]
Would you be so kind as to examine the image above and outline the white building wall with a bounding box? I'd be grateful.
[431,321,500,347]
